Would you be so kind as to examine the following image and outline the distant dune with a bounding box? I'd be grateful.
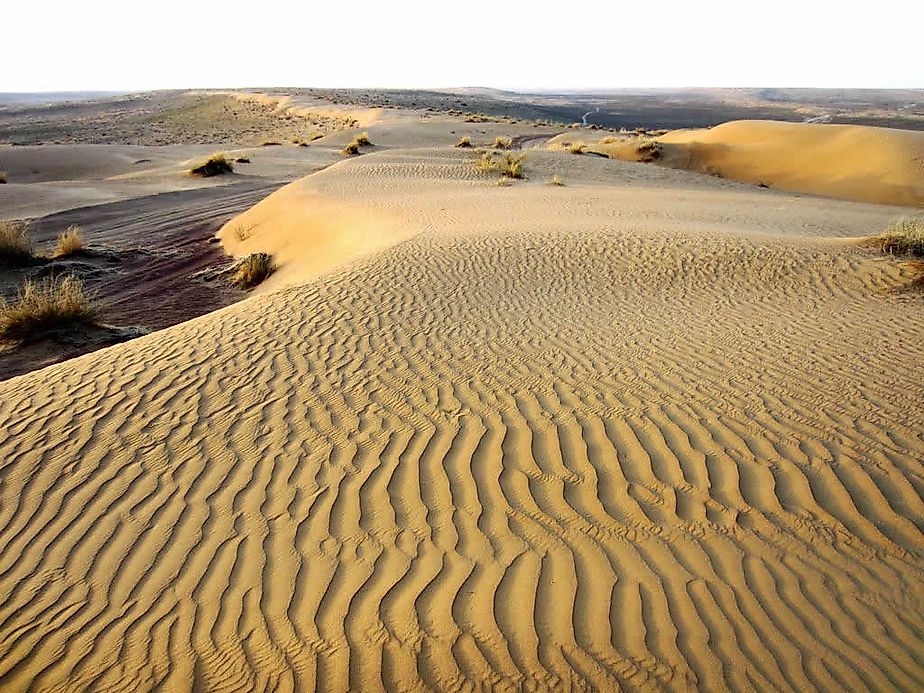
[656,120,924,206]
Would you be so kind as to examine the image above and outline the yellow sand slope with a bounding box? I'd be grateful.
[0,148,922,691]
[656,120,924,206]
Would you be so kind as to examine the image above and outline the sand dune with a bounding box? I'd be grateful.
[0,146,922,690]
[654,120,924,206]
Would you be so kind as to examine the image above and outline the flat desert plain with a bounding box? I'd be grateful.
[0,89,922,691]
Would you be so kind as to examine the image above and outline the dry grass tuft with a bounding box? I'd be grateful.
[0,220,34,265]
[261,140,282,147]
[191,152,234,177]
[354,132,372,146]
[867,219,924,257]
[569,142,585,155]
[0,171,7,184]
[341,141,361,156]
[0,275,98,342]
[455,136,472,148]
[548,175,564,186]
[492,136,512,149]
[53,225,86,258]
[635,140,662,162]
[232,253,275,289]
[475,152,526,179]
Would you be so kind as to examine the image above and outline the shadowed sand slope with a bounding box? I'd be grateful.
[0,149,922,691]
[655,120,924,206]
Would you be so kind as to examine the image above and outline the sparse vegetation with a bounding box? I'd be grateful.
[342,132,373,156]
[635,140,662,162]
[0,275,98,343]
[0,171,7,184]
[261,140,282,146]
[455,136,472,148]
[474,152,526,179]
[549,175,564,186]
[190,153,234,177]
[0,220,34,265]
[868,219,924,256]
[53,225,86,258]
[232,253,275,288]
[492,136,512,149]
[569,142,585,155]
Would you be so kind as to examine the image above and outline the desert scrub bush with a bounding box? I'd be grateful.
[569,142,585,155]
[341,141,360,156]
[191,152,234,177]
[0,220,34,265]
[53,225,85,258]
[232,252,275,288]
[635,140,662,162]
[0,275,98,343]
[455,136,472,148]
[474,152,526,179]
[868,219,924,256]
[354,132,372,146]
[492,136,512,149]
[548,175,564,186]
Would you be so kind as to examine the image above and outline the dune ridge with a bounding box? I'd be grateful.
[654,120,924,207]
[0,148,921,691]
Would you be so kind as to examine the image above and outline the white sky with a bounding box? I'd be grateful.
[4,0,922,92]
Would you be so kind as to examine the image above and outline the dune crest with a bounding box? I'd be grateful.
[654,120,924,206]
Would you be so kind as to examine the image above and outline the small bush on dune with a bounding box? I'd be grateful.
[354,132,372,146]
[341,141,361,156]
[474,152,526,180]
[455,136,472,148]
[492,136,512,149]
[569,142,585,155]
[53,225,85,258]
[549,175,564,186]
[0,275,98,343]
[0,220,34,265]
[232,253,275,289]
[868,219,924,256]
[635,140,662,162]
[191,153,234,177]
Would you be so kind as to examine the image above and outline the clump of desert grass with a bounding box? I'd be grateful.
[492,136,512,149]
[261,140,282,147]
[548,175,564,186]
[569,142,585,155]
[0,171,7,184]
[0,275,98,343]
[635,140,662,162]
[455,136,472,148]
[53,225,85,258]
[0,220,34,265]
[475,152,526,179]
[232,252,275,289]
[341,132,374,156]
[190,153,234,177]
[867,219,924,257]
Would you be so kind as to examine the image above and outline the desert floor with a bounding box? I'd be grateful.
[0,90,922,691]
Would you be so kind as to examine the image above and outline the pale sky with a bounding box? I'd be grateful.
[4,0,923,92]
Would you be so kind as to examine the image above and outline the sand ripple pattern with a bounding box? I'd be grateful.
[0,188,922,689]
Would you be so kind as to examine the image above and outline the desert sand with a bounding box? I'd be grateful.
[0,92,922,691]
[654,120,924,206]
